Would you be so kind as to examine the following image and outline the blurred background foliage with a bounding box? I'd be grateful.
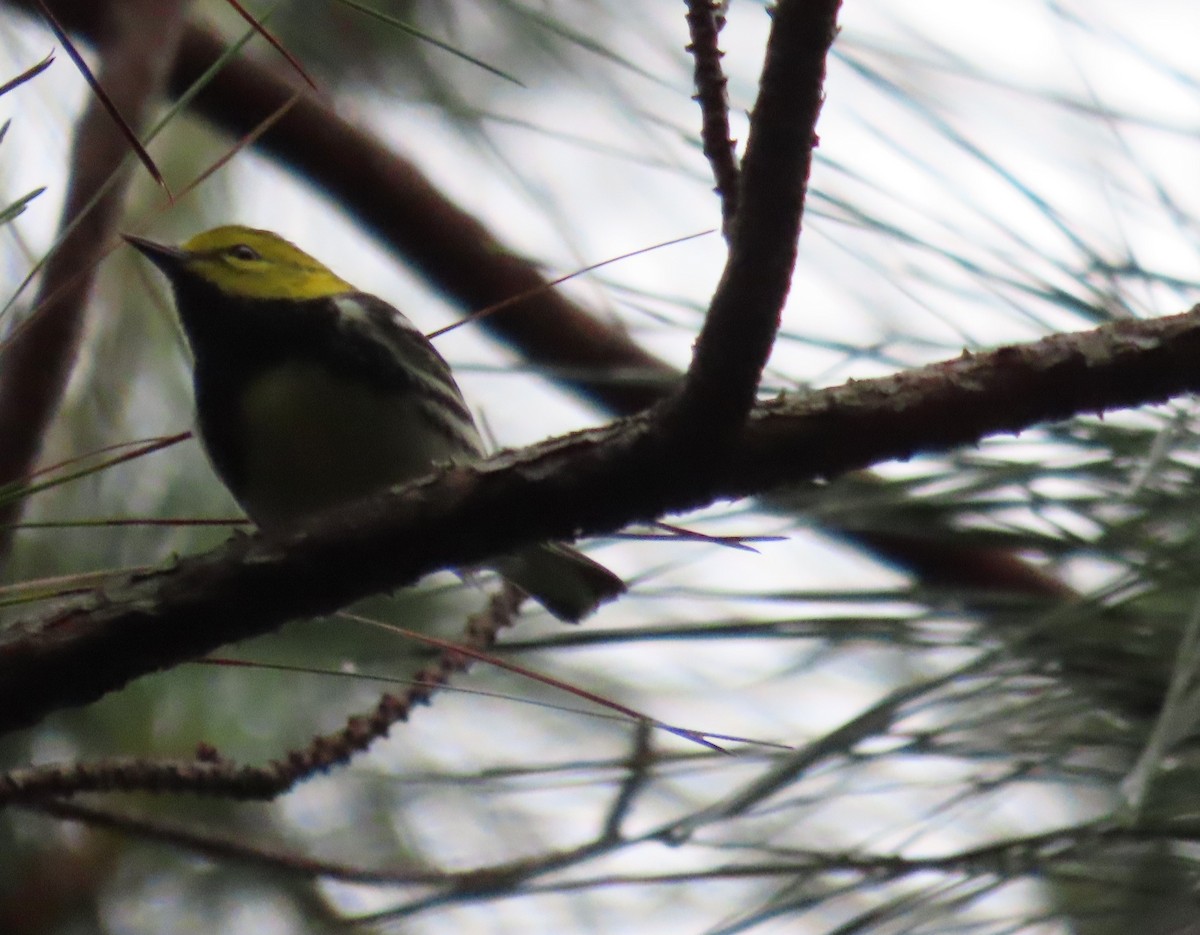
[2,1,1200,933]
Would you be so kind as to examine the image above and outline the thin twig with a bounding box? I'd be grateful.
[0,50,53,98]
[601,719,654,841]
[32,0,169,194]
[23,798,445,883]
[0,589,522,802]
[684,0,739,236]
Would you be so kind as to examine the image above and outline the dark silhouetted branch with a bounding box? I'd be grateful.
[1,304,1198,736]
[0,0,185,557]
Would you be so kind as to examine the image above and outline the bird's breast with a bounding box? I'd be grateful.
[224,360,472,529]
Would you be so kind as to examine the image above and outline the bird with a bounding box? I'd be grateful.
[125,225,624,622]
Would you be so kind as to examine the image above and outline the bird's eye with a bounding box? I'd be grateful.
[227,244,261,261]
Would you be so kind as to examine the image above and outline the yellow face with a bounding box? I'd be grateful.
[177,226,355,301]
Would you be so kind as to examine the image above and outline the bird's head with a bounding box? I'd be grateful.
[124,225,355,301]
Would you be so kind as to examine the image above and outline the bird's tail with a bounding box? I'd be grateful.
[492,543,625,622]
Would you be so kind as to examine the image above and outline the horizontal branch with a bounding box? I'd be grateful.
[2,305,1199,737]
[0,0,1078,645]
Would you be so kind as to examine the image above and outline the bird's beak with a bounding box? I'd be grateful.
[122,233,188,273]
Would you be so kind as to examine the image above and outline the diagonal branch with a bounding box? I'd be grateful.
[2,0,1073,606]
[0,0,186,558]
[665,0,840,451]
[2,304,1199,737]
[0,590,524,803]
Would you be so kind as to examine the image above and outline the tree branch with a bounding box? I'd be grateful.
[685,0,739,235]
[0,0,186,557]
[2,304,1199,737]
[666,0,839,451]
[1,0,1076,608]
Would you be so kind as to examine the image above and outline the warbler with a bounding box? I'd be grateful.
[124,225,624,622]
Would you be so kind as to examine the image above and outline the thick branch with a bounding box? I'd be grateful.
[0,0,185,555]
[2,0,1073,604]
[2,305,1199,737]
[667,0,839,449]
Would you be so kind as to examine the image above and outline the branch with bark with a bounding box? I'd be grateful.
[0,0,1072,611]
[2,305,1199,738]
[0,0,838,746]
[665,0,837,452]
[0,0,186,557]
